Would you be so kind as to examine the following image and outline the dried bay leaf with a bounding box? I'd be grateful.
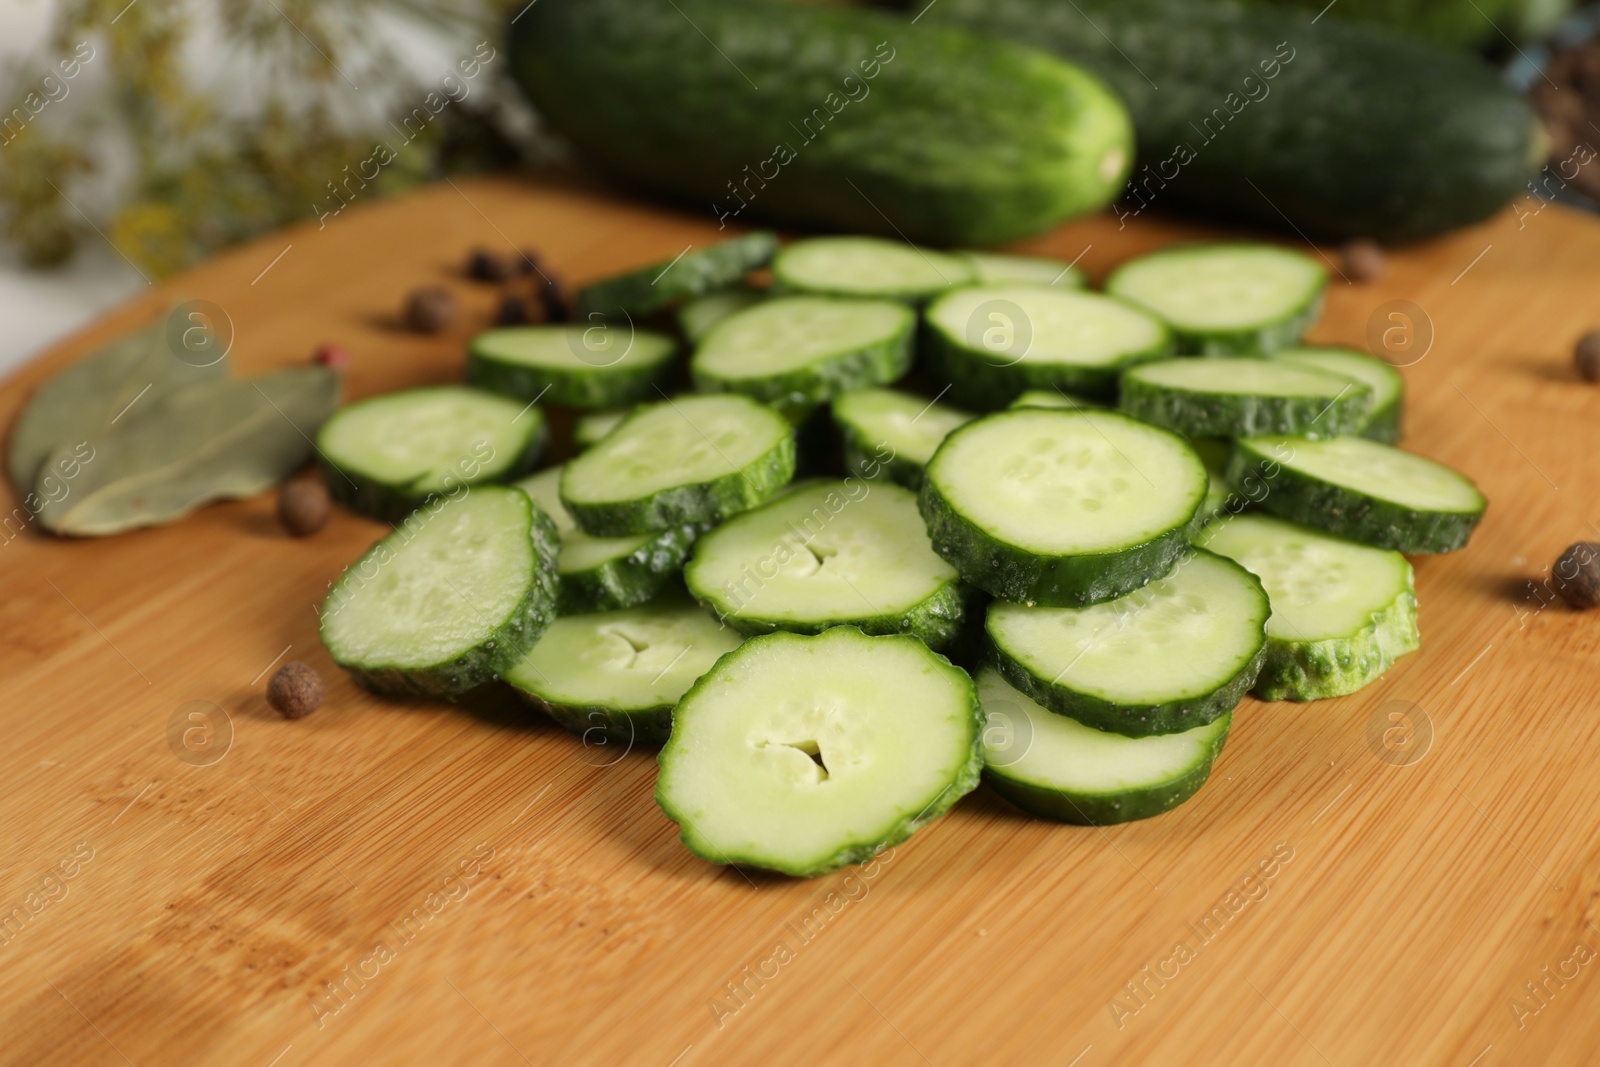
[37,367,339,536]
[5,310,229,493]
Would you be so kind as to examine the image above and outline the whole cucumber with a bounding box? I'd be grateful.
[926,0,1543,241]
[507,0,1133,245]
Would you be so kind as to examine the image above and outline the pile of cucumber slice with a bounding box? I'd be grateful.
[315,232,1486,877]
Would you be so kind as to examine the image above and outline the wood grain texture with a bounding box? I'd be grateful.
[2,173,1599,1067]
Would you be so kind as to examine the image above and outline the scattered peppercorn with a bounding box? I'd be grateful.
[403,285,457,333]
[277,477,331,537]
[1575,331,1600,382]
[1554,541,1600,609]
[495,293,531,326]
[516,250,543,276]
[1342,238,1383,283]
[466,247,513,282]
[537,278,569,324]
[312,343,350,370]
[267,661,324,720]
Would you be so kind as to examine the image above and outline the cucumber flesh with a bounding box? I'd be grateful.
[1106,243,1326,355]
[503,594,740,744]
[987,549,1267,736]
[560,393,795,535]
[1197,513,1418,701]
[1229,435,1486,553]
[924,285,1172,407]
[573,408,630,449]
[1118,356,1371,439]
[691,296,914,413]
[959,251,1086,288]
[772,237,976,302]
[684,479,966,649]
[920,409,1207,606]
[678,289,764,343]
[830,387,973,489]
[1273,345,1404,443]
[467,325,676,409]
[574,231,777,319]
[319,486,559,696]
[978,667,1230,824]
[317,386,546,523]
[655,626,983,878]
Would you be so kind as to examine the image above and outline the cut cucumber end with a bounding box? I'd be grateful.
[467,325,677,409]
[771,237,976,303]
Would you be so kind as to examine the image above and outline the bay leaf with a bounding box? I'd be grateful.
[6,308,230,494]
[36,367,339,536]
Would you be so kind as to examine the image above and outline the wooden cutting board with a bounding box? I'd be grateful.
[2,172,1598,1067]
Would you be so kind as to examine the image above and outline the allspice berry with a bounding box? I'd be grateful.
[278,477,331,537]
[466,248,513,282]
[1575,331,1600,382]
[267,662,324,720]
[403,285,457,334]
[537,278,569,324]
[1554,541,1600,609]
[1342,238,1384,283]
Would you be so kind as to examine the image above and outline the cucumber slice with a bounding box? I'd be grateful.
[573,408,630,449]
[503,594,740,744]
[771,236,976,303]
[977,667,1230,824]
[1229,435,1486,553]
[958,251,1086,288]
[920,409,1207,606]
[573,231,777,319]
[678,289,764,343]
[1197,513,1419,701]
[1191,437,1233,521]
[560,393,795,535]
[1273,346,1405,443]
[655,626,983,878]
[1105,243,1326,355]
[830,387,973,490]
[924,286,1172,408]
[515,467,699,613]
[691,296,915,414]
[1118,356,1371,439]
[319,486,559,697]
[986,549,1267,736]
[684,479,966,649]
[1009,389,1100,411]
[317,386,546,523]
[466,325,676,409]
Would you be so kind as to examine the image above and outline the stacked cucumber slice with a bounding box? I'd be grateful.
[315,229,1487,876]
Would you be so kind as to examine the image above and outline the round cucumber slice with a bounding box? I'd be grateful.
[691,296,915,413]
[923,285,1173,408]
[573,408,631,450]
[977,667,1231,824]
[574,231,776,319]
[1105,243,1326,355]
[1118,356,1371,439]
[987,549,1267,737]
[655,626,983,878]
[958,251,1086,288]
[466,324,677,409]
[920,409,1207,606]
[684,479,966,649]
[503,595,740,745]
[1198,513,1419,701]
[830,387,973,490]
[771,236,976,303]
[678,288,764,343]
[1009,389,1099,411]
[319,486,559,697]
[317,386,546,523]
[1273,346,1405,443]
[515,467,700,614]
[1229,435,1486,553]
[560,393,796,536]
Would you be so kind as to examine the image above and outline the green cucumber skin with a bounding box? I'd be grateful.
[841,434,926,490]
[691,575,970,652]
[557,523,705,615]
[319,421,547,526]
[691,318,915,411]
[925,0,1541,242]
[1254,588,1419,702]
[1227,440,1485,554]
[508,0,1133,246]
[514,690,674,747]
[573,231,778,319]
[983,724,1229,825]
[1117,372,1369,439]
[465,345,672,410]
[565,433,798,536]
[918,478,1198,607]
[1363,400,1402,444]
[323,497,561,698]
[656,628,985,878]
[921,319,1173,410]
